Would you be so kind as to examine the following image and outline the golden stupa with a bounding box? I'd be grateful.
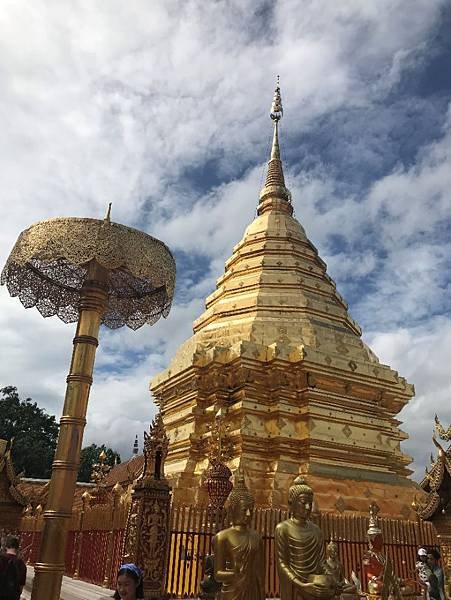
[151,81,419,517]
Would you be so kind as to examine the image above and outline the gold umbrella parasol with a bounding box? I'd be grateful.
[1,207,176,599]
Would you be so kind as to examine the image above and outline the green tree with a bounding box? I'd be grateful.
[78,443,121,483]
[0,386,59,478]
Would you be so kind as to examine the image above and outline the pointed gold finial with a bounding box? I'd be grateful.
[434,414,451,441]
[270,75,283,122]
[258,77,292,214]
[269,76,283,162]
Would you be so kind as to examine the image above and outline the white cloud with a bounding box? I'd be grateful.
[367,318,451,480]
[0,0,449,478]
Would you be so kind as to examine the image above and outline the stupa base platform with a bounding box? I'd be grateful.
[167,464,420,519]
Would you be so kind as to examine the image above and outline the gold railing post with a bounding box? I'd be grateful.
[31,262,108,600]
[103,483,123,588]
[73,491,91,580]
[29,505,42,566]
[29,510,38,566]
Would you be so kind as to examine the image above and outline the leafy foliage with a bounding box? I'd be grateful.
[78,443,121,483]
[0,386,59,478]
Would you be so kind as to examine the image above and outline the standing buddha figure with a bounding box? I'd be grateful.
[276,476,337,600]
[214,468,265,600]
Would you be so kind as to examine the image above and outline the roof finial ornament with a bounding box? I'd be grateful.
[270,75,283,122]
[258,76,292,213]
[435,414,451,441]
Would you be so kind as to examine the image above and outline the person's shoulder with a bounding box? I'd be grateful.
[9,554,26,567]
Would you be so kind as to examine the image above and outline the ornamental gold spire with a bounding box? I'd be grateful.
[259,76,292,213]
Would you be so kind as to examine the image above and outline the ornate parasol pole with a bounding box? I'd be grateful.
[1,208,176,600]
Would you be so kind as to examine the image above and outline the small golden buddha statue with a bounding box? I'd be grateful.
[324,541,359,600]
[275,476,337,600]
[214,468,265,600]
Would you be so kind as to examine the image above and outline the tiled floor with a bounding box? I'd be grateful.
[22,566,114,599]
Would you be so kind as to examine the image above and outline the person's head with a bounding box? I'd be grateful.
[418,548,428,563]
[227,469,254,527]
[4,535,19,554]
[289,476,313,521]
[113,564,143,600]
[427,550,440,568]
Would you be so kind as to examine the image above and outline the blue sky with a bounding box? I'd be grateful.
[0,0,450,481]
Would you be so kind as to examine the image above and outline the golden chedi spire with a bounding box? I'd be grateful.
[151,79,417,516]
[259,77,292,215]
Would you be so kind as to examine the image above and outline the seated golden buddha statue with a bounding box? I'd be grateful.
[362,503,401,600]
[324,541,359,600]
[275,476,337,600]
[214,468,265,600]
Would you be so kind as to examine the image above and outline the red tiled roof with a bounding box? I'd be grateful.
[13,455,144,512]
[103,454,144,487]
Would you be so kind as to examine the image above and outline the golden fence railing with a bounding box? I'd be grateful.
[18,502,438,597]
[18,495,129,589]
[166,506,438,599]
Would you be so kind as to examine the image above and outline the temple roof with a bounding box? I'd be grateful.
[103,453,144,487]
[416,416,451,520]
